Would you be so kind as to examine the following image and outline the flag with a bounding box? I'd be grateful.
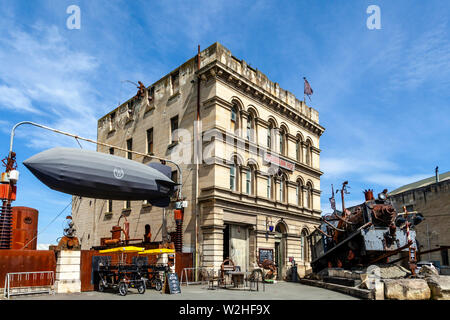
[303,77,313,101]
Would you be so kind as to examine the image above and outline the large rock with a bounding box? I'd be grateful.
[419,265,439,277]
[384,279,430,300]
[426,275,450,300]
[379,264,411,279]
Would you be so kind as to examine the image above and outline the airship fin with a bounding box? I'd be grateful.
[148,162,172,179]
[148,197,171,207]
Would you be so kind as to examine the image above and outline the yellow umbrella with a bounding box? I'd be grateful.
[138,248,175,255]
[99,246,145,253]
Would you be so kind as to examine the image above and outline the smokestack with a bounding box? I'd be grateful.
[435,166,439,183]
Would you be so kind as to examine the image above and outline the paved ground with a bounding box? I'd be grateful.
[12,281,359,300]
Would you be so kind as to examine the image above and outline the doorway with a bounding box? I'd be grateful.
[275,222,287,280]
[223,224,249,271]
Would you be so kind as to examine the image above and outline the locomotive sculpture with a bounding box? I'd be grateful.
[308,181,424,274]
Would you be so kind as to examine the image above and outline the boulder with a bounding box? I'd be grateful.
[384,279,430,300]
[426,275,450,300]
[379,264,410,279]
[419,265,439,277]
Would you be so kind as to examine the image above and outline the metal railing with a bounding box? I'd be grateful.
[4,271,54,299]
[180,267,217,286]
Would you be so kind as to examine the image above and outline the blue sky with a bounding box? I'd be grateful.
[0,0,449,245]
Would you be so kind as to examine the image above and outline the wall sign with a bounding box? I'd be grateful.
[264,153,295,171]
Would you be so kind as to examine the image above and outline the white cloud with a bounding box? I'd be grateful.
[321,157,396,178]
[0,23,101,150]
[363,173,430,190]
[0,85,40,114]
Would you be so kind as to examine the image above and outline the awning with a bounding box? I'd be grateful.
[99,246,145,253]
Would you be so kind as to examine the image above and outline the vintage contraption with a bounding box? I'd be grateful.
[308,181,424,274]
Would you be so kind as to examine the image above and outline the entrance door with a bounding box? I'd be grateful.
[275,223,287,280]
[229,225,248,272]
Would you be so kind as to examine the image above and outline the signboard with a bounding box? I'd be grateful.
[264,153,295,171]
[175,201,188,209]
[258,248,274,264]
[165,272,181,294]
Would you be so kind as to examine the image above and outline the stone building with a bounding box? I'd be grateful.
[72,42,325,278]
[388,169,450,273]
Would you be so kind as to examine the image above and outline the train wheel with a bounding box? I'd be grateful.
[118,281,128,296]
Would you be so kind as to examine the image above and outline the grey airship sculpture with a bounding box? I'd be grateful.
[23,147,177,207]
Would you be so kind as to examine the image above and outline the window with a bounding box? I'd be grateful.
[296,181,303,206]
[126,139,133,160]
[107,200,113,212]
[171,71,179,94]
[300,229,309,261]
[247,115,255,141]
[279,177,286,203]
[305,140,312,166]
[231,105,238,133]
[124,200,131,210]
[305,183,313,209]
[296,139,301,162]
[109,112,116,131]
[279,130,284,155]
[267,176,272,199]
[171,170,178,184]
[267,124,272,149]
[109,147,114,155]
[170,116,179,144]
[230,163,236,191]
[231,107,237,122]
[246,170,251,195]
[149,86,155,101]
[147,128,154,154]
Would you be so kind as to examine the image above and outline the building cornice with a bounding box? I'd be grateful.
[198,61,325,137]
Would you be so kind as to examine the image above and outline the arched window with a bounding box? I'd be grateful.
[246,169,251,195]
[279,128,285,155]
[300,229,309,261]
[296,180,303,206]
[231,105,237,132]
[305,140,313,166]
[267,175,273,199]
[267,123,273,149]
[278,127,287,155]
[305,141,311,165]
[230,162,236,191]
[296,136,302,162]
[246,165,256,195]
[305,182,313,209]
[279,176,286,203]
[246,114,255,142]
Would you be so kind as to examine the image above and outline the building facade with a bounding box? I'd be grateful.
[388,170,450,273]
[72,43,325,278]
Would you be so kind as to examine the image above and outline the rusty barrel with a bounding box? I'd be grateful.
[11,206,39,250]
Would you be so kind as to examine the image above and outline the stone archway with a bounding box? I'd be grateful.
[274,221,288,280]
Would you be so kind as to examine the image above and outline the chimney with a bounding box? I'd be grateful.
[435,166,439,183]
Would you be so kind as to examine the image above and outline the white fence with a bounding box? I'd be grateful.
[4,271,54,299]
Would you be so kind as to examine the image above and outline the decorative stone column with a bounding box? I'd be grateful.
[54,250,81,293]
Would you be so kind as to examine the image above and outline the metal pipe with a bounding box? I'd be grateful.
[9,121,183,199]
[194,44,201,281]
[321,218,345,232]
